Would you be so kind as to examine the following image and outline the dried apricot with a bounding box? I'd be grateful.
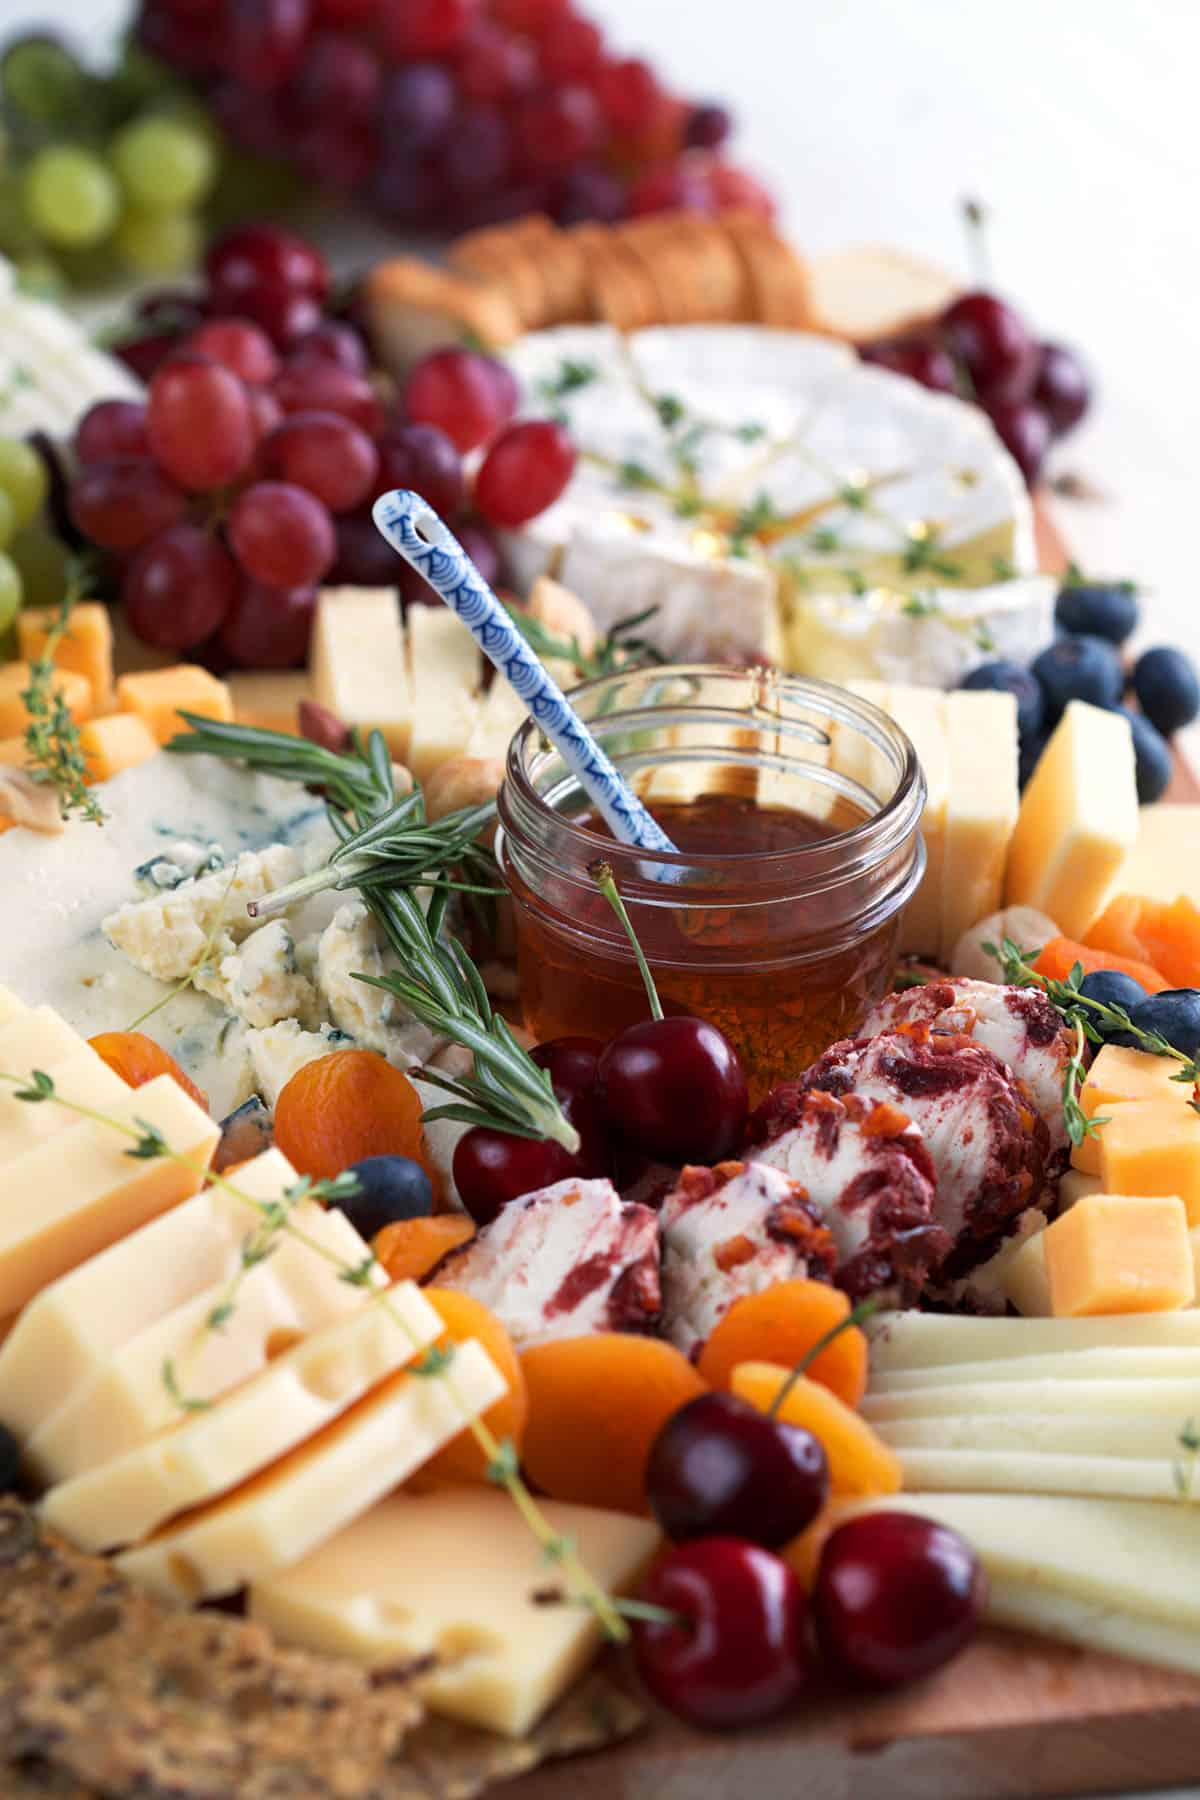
[1033,936,1167,995]
[274,1049,434,1183]
[421,1288,528,1483]
[1087,894,1200,991]
[696,1279,868,1408]
[520,1333,707,1516]
[373,1213,475,1284]
[89,1030,208,1112]
[731,1361,901,1498]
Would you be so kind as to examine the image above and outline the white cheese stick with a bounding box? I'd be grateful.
[869,1309,1200,1372]
[868,1347,1200,1391]
[877,1413,1187,1458]
[864,1375,1200,1423]
[988,1579,1200,1678]
[892,1449,1184,1501]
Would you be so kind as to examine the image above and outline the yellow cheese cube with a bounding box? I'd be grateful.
[1043,1193,1194,1316]
[406,603,481,784]
[1191,1228,1200,1308]
[1099,1097,1200,1224]
[78,713,159,784]
[1001,1229,1052,1316]
[311,587,411,759]
[940,689,1019,964]
[1122,805,1200,908]
[227,671,311,736]
[0,662,92,737]
[1072,1044,1184,1175]
[1058,1167,1102,1210]
[1005,701,1138,938]
[17,602,114,711]
[115,665,233,744]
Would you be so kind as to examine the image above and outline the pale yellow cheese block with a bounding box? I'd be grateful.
[893,1448,1188,1501]
[0,1035,129,1164]
[310,587,412,759]
[0,984,27,1029]
[41,1281,442,1551]
[466,657,577,764]
[864,1373,1200,1424]
[1000,1228,1051,1317]
[940,688,1019,962]
[1120,804,1200,906]
[869,1307,1200,1372]
[0,1073,218,1317]
[405,604,482,783]
[226,670,311,735]
[251,1488,660,1738]
[117,1337,505,1602]
[868,1344,1200,1391]
[1004,700,1138,938]
[883,684,948,957]
[876,1410,1188,1458]
[1059,1167,1103,1210]
[26,1153,385,1485]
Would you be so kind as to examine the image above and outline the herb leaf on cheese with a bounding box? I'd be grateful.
[21,554,104,826]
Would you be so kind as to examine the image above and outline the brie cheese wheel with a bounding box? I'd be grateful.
[502,323,1041,682]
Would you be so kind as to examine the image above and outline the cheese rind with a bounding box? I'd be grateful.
[1071,1044,1182,1175]
[41,1282,442,1550]
[1043,1193,1194,1316]
[251,1489,660,1737]
[116,1337,505,1602]
[892,1448,1186,1500]
[311,587,411,759]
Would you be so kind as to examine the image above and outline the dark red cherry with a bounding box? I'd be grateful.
[988,398,1052,487]
[452,1083,610,1225]
[1033,340,1092,437]
[633,1537,812,1729]
[860,337,957,394]
[646,1391,829,1548]
[813,1511,986,1689]
[530,1035,604,1096]
[939,290,1038,403]
[597,1015,747,1164]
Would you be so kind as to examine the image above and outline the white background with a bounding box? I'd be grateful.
[26,0,1200,749]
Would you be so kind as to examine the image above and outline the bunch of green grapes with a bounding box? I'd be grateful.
[0,36,220,290]
[0,434,59,638]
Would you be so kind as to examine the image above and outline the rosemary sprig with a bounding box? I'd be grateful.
[21,554,103,824]
[2,1067,624,1641]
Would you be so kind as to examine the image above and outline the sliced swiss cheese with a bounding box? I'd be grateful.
[117,1337,505,1602]
[883,684,947,957]
[863,1373,1200,1424]
[876,1412,1188,1458]
[0,1039,129,1163]
[869,1307,1200,1372]
[310,587,412,759]
[405,603,482,783]
[891,1448,1184,1501]
[41,1281,442,1550]
[251,1488,660,1737]
[939,688,1019,961]
[869,1344,1200,1391]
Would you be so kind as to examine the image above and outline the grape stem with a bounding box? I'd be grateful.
[590,858,663,1021]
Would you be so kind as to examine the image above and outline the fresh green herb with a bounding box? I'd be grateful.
[808,526,840,554]
[1176,1419,1200,1498]
[21,554,104,824]
[991,554,1017,582]
[728,491,777,556]
[506,601,665,680]
[162,1359,213,1414]
[168,712,396,822]
[670,422,706,480]
[901,594,939,620]
[654,392,685,428]
[901,530,964,580]
[1059,561,1137,598]
[673,492,705,519]
[590,859,662,1021]
[411,1343,456,1377]
[838,481,869,511]
[540,358,596,400]
[975,624,997,653]
[618,459,657,490]
[736,420,766,444]
[125,1119,170,1161]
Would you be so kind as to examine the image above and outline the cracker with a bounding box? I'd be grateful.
[364,259,522,375]
[663,214,754,321]
[614,218,703,324]
[449,216,557,329]
[718,211,815,328]
[567,225,662,331]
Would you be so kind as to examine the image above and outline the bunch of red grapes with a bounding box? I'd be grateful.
[73,224,576,667]
[863,290,1092,487]
[134,0,773,232]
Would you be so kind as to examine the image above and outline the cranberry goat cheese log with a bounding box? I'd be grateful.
[862,978,1073,1168]
[426,1176,661,1348]
[762,1028,1049,1263]
[745,1090,949,1301]
[658,1160,836,1357]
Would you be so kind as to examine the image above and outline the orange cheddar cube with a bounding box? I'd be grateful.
[78,713,159,783]
[1043,1193,1194,1316]
[0,663,92,738]
[1072,1044,1184,1175]
[0,737,27,767]
[1099,1097,1200,1225]
[116,665,233,744]
[17,603,114,712]
[226,671,310,736]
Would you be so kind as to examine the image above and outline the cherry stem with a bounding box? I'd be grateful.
[534,1585,691,1631]
[589,858,663,1021]
[961,196,993,290]
[766,1295,882,1419]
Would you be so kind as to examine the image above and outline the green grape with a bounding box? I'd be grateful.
[110,114,217,213]
[23,146,120,249]
[112,204,201,277]
[8,525,68,610]
[0,439,48,531]
[0,170,38,257]
[1,37,85,128]
[0,553,22,637]
[0,491,14,554]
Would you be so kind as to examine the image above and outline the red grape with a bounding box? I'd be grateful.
[473,419,576,527]
[402,348,518,453]
[592,56,660,132]
[75,400,150,465]
[136,288,207,330]
[377,63,456,151]
[206,224,330,308]
[378,0,479,57]
[313,0,376,19]
[490,0,568,32]
[456,520,501,588]
[228,480,336,588]
[286,320,368,373]
[207,78,288,157]
[147,353,256,492]
[123,524,239,649]
[516,84,602,168]
[136,0,217,72]
[371,155,445,228]
[627,159,711,218]
[556,161,626,224]
[538,13,603,79]
[332,508,400,585]
[708,161,776,217]
[69,459,187,552]
[240,283,324,349]
[224,0,311,91]
[376,422,464,518]
[247,386,285,443]
[272,362,384,435]
[686,102,733,150]
[219,577,317,667]
[455,22,536,102]
[186,318,281,386]
[285,30,381,120]
[114,329,184,384]
[441,106,514,196]
[261,411,379,512]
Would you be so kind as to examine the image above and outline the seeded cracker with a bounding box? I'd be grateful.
[568,225,661,331]
[718,210,815,328]
[449,217,557,330]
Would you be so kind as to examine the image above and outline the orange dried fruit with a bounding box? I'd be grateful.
[695,1279,868,1408]
[1033,936,1168,995]
[731,1361,901,1498]
[373,1213,475,1284]
[1087,893,1200,991]
[520,1333,707,1516]
[274,1049,434,1183]
[421,1288,528,1483]
[88,1030,208,1113]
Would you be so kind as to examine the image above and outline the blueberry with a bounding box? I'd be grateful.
[1031,635,1124,723]
[1018,727,1049,790]
[1077,969,1149,1015]
[339,1155,434,1241]
[1113,705,1173,804]
[0,1422,18,1493]
[1127,989,1200,1060]
[1132,645,1200,737]
[1055,580,1139,645]
[961,658,1044,741]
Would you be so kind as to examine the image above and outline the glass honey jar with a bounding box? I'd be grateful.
[496,666,926,1103]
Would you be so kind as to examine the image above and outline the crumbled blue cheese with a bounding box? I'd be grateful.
[196,920,321,1032]
[244,1019,357,1109]
[104,843,313,981]
[316,901,439,1067]
[133,840,226,892]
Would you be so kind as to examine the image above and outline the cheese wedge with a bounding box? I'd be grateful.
[891,1449,1184,1501]
[1098,1096,1200,1224]
[1071,1044,1183,1175]
[310,587,411,760]
[1005,701,1138,937]
[882,684,947,957]
[988,1577,1200,1677]
[939,689,1019,961]
[0,1020,129,1162]
[0,1073,218,1318]
[117,1337,505,1602]
[41,1282,442,1550]
[251,1489,660,1737]
[869,1308,1200,1371]
[115,665,233,744]
[1043,1193,1194,1316]
[405,603,482,783]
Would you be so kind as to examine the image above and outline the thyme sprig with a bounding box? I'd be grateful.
[506,601,667,680]
[983,937,1200,1144]
[2,1067,624,1641]
[21,554,103,824]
